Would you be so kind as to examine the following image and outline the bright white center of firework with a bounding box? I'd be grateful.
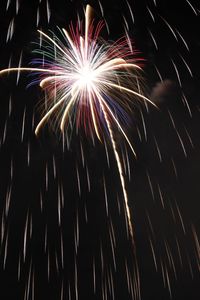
[78,65,95,88]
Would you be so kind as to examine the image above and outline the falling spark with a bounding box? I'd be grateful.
[46,0,51,23]
[18,51,24,84]
[3,230,8,269]
[21,107,26,141]
[175,128,187,157]
[104,138,110,168]
[23,212,29,261]
[160,16,178,41]
[182,92,192,117]
[184,126,194,148]
[178,53,193,77]
[148,28,158,50]
[6,18,14,42]
[16,0,20,15]
[171,59,182,87]
[149,237,158,271]
[176,29,189,51]
[171,158,178,179]
[103,175,109,216]
[98,0,104,17]
[36,7,40,27]
[185,0,198,15]
[147,6,155,22]
[191,224,200,265]
[6,0,11,11]
[8,95,12,116]
[175,200,186,234]
[18,254,21,281]
[154,64,163,82]
[76,165,81,197]
[157,182,165,208]
[27,142,30,166]
[126,0,135,24]
[153,135,162,162]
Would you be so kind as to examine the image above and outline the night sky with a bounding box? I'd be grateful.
[0,0,200,299]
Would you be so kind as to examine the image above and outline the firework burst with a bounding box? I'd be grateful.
[0,5,156,245]
[1,1,200,300]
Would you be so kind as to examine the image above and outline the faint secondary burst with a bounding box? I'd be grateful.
[0,5,155,244]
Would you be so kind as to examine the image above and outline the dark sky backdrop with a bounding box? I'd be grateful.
[0,0,200,299]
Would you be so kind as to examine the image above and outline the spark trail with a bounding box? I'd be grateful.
[0,5,155,246]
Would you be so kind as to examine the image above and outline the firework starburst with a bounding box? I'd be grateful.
[0,5,156,244]
[1,6,155,146]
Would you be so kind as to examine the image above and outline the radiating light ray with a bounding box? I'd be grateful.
[35,94,68,136]
[0,67,63,76]
[60,91,79,132]
[98,94,134,242]
[94,78,156,107]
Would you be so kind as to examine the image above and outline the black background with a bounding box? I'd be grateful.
[0,0,200,299]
